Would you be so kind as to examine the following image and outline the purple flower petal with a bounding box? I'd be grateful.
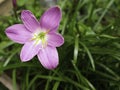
[5,24,31,44]
[37,46,58,70]
[21,10,40,32]
[20,41,42,62]
[47,32,64,47]
[39,6,62,32]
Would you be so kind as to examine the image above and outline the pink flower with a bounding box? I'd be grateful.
[5,6,64,70]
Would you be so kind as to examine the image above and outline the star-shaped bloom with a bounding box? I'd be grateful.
[5,6,64,70]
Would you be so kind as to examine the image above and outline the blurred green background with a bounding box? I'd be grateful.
[0,0,120,90]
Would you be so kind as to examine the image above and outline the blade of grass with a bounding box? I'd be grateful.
[79,41,95,70]
[73,34,79,64]
[25,68,30,89]
[72,61,96,90]
[28,75,65,90]
[12,69,19,90]
[0,63,40,71]
[64,76,90,90]
[52,81,60,90]
[3,48,19,67]
[96,62,120,80]
[93,0,114,30]
[45,71,52,90]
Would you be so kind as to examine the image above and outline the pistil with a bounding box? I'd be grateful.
[32,31,49,48]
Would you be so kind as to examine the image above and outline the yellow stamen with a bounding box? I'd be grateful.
[30,30,49,48]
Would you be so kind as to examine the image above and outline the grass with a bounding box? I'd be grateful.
[0,0,120,90]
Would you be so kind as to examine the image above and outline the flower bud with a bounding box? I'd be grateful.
[12,0,17,9]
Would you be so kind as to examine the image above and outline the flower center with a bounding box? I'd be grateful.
[32,31,48,48]
[38,32,46,40]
